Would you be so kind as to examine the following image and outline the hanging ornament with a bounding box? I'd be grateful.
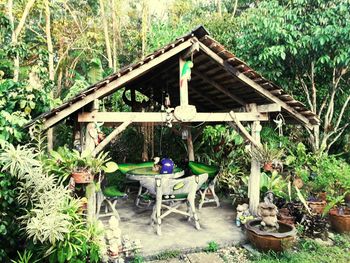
[164,93,171,108]
[273,113,285,147]
[181,128,188,140]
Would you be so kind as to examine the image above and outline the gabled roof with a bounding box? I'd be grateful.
[27,25,319,129]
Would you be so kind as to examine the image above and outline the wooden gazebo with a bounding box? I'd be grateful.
[27,26,319,216]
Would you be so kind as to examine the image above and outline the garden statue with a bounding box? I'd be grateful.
[152,157,161,172]
[106,216,122,258]
[258,192,279,230]
[236,203,252,226]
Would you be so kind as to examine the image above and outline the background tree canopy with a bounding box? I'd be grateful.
[0,0,349,155]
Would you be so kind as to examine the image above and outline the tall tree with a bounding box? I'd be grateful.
[45,0,54,82]
[141,0,149,57]
[99,0,113,68]
[236,0,350,153]
[7,0,36,81]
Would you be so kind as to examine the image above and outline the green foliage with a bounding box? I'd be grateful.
[10,250,39,263]
[260,171,288,198]
[0,172,22,261]
[250,237,350,263]
[132,252,144,263]
[204,241,219,253]
[0,142,105,262]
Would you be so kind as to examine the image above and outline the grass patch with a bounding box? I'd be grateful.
[249,235,350,263]
[155,250,181,260]
[204,241,219,253]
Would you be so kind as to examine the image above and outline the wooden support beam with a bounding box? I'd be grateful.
[257,103,281,113]
[249,104,261,216]
[197,42,315,129]
[179,57,189,106]
[192,69,246,106]
[42,40,194,129]
[92,120,132,156]
[228,111,262,148]
[84,99,99,222]
[187,127,194,161]
[78,111,269,123]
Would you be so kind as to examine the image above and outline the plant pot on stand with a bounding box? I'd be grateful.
[72,170,94,184]
[329,207,350,233]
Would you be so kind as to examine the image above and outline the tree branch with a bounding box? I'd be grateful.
[327,124,349,151]
[334,94,350,133]
[14,0,36,40]
[298,76,313,111]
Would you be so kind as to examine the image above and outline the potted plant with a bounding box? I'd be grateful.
[323,192,350,233]
[249,143,284,172]
[71,150,112,184]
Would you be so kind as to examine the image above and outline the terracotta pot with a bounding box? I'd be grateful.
[345,193,350,204]
[245,219,296,252]
[278,208,295,225]
[72,171,94,184]
[329,208,350,233]
[263,162,273,172]
[307,201,327,214]
[318,191,327,202]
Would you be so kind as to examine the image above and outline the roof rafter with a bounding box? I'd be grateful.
[192,69,246,106]
[42,40,195,129]
[197,41,315,129]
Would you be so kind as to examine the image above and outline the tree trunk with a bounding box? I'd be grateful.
[217,0,222,16]
[45,0,54,81]
[141,0,149,57]
[99,0,113,68]
[8,0,36,81]
[111,0,120,72]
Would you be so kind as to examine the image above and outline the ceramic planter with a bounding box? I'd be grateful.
[278,208,295,226]
[246,219,296,252]
[72,171,94,184]
[307,201,327,214]
[329,208,350,233]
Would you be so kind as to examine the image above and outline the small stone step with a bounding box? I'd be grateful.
[186,252,224,263]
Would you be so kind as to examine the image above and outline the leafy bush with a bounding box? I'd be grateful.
[0,172,22,261]
[204,241,219,253]
[0,142,106,262]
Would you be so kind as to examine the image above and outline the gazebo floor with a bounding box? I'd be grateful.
[102,195,246,257]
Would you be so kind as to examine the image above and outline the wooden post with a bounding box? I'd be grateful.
[47,128,53,151]
[187,127,194,161]
[84,100,99,222]
[248,104,262,216]
[179,57,189,106]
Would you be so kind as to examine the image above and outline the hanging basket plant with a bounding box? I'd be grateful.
[72,170,94,184]
[249,143,284,172]
[70,150,117,184]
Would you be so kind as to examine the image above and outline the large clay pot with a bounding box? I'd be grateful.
[329,208,350,233]
[307,201,326,214]
[246,219,297,252]
[72,171,94,184]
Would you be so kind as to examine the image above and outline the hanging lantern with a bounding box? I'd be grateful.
[181,128,188,140]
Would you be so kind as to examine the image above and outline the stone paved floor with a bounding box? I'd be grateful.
[105,195,246,258]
